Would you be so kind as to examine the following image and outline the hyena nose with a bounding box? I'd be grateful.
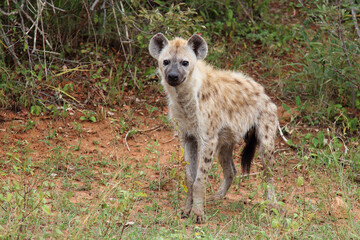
[168,73,179,82]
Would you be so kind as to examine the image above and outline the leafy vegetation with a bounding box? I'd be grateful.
[1,0,360,239]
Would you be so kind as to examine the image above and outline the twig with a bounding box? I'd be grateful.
[0,7,18,16]
[336,136,349,154]
[73,168,124,239]
[17,5,34,71]
[162,135,176,144]
[39,0,48,79]
[214,219,233,238]
[31,0,47,54]
[110,0,129,62]
[0,28,21,66]
[0,66,11,78]
[90,0,101,11]
[17,2,53,50]
[240,172,261,178]
[332,68,360,90]
[101,0,107,29]
[237,0,256,25]
[46,0,66,12]
[124,125,162,151]
[32,49,61,55]
[349,0,360,40]
[124,130,132,151]
[112,0,139,89]
[119,0,131,55]
[337,0,355,109]
[82,0,99,60]
[45,84,81,104]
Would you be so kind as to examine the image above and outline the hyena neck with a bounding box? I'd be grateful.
[164,64,203,132]
[175,64,202,109]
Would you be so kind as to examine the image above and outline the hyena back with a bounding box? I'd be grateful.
[149,33,278,223]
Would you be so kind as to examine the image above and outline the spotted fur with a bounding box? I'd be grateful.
[149,33,278,223]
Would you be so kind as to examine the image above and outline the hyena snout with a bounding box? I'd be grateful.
[166,70,187,86]
[167,72,180,86]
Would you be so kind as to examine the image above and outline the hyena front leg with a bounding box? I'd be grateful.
[180,134,198,218]
[191,138,217,224]
[207,143,236,202]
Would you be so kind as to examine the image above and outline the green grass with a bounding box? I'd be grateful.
[0,113,359,239]
[1,1,360,238]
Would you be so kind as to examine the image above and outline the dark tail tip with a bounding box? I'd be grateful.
[241,128,258,174]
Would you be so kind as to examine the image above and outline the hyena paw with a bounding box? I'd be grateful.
[191,207,205,224]
[266,189,277,203]
[180,205,192,219]
[206,194,225,203]
[267,201,286,214]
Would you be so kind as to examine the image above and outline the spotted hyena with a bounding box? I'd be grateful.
[149,33,278,223]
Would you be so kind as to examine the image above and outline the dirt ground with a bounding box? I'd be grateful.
[1,90,358,230]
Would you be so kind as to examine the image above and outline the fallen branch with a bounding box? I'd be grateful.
[124,125,162,151]
[240,172,261,178]
[162,135,176,144]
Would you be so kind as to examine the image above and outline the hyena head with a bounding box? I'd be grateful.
[149,33,208,87]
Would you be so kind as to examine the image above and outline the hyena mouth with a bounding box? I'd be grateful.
[166,76,186,87]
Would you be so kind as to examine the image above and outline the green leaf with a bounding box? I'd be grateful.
[305,133,313,139]
[5,193,12,202]
[31,105,42,115]
[317,131,324,147]
[54,228,64,236]
[42,205,52,215]
[292,221,300,230]
[145,66,156,76]
[295,96,301,109]
[127,129,137,138]
[226,9,233,20]
[135,192,147,198]
[271,219,280,228]
[282,103,291,114]
[312,138,318,147]
[349,118,358,131]
[296,176,304,186]
[89,116,97,122]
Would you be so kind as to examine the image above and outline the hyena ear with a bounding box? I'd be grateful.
[149,33,169,60]
[187,34,208,60]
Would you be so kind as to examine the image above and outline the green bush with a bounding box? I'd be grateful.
[0,0,359,129]
[295,1,360,109]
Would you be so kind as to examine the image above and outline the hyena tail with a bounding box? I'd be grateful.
[241,127,258,174]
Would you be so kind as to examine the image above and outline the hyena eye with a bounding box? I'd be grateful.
[163,60,170,66]
[182,61,189,67]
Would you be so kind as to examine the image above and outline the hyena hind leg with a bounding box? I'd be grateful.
[259,143,277,203]
[257,114,278,203]
[207,143,236,202]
